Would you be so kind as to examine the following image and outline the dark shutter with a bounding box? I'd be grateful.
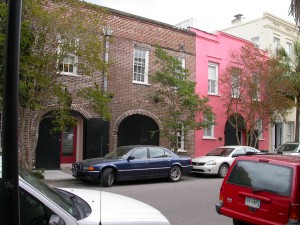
[35,118,60,169]
[85,118,109,159]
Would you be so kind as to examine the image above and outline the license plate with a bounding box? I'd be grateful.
[245,197,261,209]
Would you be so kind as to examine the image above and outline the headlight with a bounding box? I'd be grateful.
[205,160,216,165]
[83,166,95,171]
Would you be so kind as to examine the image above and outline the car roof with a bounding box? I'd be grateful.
[217,145,254,148]
[237,154,300,166]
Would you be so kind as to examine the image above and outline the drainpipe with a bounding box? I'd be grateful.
[102,27,113,94]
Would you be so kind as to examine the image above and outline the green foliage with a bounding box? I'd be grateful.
[0,0,109,167]
[151,46,214,150]
[78,83,112,121]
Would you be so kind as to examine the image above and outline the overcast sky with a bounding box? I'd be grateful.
[86,0,295,32]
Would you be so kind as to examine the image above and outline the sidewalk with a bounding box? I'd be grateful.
[43,168,76,182]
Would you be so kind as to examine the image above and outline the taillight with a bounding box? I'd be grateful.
[219,187,224,204]
[289,203,300,223]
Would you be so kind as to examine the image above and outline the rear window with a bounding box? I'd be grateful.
[227,160,292,196]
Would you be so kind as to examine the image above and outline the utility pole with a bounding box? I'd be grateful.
[1,0,22,224]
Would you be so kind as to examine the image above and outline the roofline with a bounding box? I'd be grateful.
[84,1,196,36]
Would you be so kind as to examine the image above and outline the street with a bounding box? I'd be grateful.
[47,174,232,225]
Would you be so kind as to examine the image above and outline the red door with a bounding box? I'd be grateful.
[60,126,77,163]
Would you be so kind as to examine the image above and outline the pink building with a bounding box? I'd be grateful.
[190,28,269,157]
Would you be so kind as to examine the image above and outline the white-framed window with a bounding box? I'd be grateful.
[208,63,218,95]
[273,37,280,52]
[286,42,292,57]
[231,72,240,98]
[256,118,263,139]
[177,57,186,69]
[59,54,78,76]
[251,37,260,48]
[286,122,294,142]
[176,123,185,151]
[133,48,149,84]
[203,116,214,138]
[252,73,260,101]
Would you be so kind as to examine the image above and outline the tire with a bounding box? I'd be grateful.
[218,164,229,178]
[168,166,182,182]
[101,168,115,187]
[233,219,249,225]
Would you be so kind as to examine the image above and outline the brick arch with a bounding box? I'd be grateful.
[114,109,163,133]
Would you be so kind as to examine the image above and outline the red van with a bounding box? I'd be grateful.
[216,154,300,225]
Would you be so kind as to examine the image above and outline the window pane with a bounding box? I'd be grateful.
[133,49,148,83]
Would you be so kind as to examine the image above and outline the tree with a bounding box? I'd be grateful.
[276,41,300,141]
[151,46,214,151]
[289,0,300,27]
[220,44,295,147]
[0,0,111,169]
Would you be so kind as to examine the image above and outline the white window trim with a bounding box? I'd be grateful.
[256,118,263,140]
[286,122,294,142]
[176,124,185,151]
[133,48,149,85]
[231,73,240,98]
[208,63,218,95]
[251,37,260,48]
[59,53,79,77]
[203,115,214,138]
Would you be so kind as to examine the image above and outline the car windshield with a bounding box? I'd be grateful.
[19,167,79,219]
[206,148,235,157]
[105,146,134,158]
[277,143,299,152]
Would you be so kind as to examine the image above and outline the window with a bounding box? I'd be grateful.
[133,48,149,84]
[130,148,148,160]
[256,118,263,139]
[228,160,292,196]
[286,42,292,57]
[252,73,260,101]
[208,63,218,95]
[176,124,185,151]
[203,116,214,138]
[177,57,186,69]
[273,37,280,52]
[231,71,240,98]
[251,37,260,48]
[59,54,78,75]
[149,147,171,158]
[286,122,294,142]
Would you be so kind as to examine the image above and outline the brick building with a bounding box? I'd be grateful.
[35,1,196,169]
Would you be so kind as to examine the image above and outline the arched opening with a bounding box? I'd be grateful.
[224,114,246,146]
[35,111,109,169]
[117,114,159,146]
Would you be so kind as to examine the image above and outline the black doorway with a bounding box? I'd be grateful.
[117,114,159,146]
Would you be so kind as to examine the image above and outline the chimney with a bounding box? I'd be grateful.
[231,14,244,24]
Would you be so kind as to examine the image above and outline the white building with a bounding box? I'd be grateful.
[221,12,299,151]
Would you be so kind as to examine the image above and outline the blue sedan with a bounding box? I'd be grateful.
[71,145,192,187]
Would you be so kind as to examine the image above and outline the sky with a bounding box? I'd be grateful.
[86,0,296,32]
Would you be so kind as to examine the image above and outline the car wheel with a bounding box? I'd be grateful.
[233,219,249,225]
[218,164,229,178]
[101,168,115,187]
[169,166,182,182]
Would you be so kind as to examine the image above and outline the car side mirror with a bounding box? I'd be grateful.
[232,154,240,158]
[127,156,135,161]
[48,215,65,225]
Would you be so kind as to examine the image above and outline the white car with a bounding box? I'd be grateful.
[192,145,260,178]
[1,163,170,225]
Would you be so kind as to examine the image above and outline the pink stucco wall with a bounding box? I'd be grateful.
[190,28,269,157]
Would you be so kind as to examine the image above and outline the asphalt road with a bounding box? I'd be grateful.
[47,174,233,225]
